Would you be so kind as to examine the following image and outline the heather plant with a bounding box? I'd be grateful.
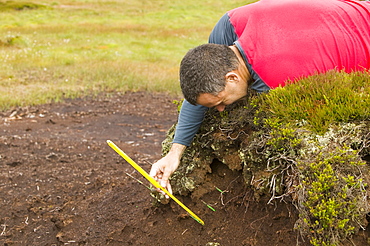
[255,71,370,134]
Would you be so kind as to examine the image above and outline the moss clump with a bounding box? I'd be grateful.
[162,71,370,245]
[0,35,28,47]
[162,92,258,196]
[248,72,370,246]
[255,70,370,135]
[0,1,48,11]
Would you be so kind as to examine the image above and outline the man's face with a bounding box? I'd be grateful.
[196,79,248,112]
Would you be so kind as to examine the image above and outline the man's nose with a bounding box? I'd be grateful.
[215,105,225,112]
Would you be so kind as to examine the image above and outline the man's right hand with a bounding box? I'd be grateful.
[149,143,186,197]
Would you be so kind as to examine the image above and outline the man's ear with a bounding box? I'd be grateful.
[225,71,240,84]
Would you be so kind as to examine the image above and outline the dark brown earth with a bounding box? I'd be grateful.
[0,92,369,246]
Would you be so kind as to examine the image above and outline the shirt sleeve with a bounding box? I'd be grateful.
[173,100,208,146]
[209,13,238,45]
[173,13,237,146]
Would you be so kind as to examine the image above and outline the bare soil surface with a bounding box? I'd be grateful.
[0,92,368,246]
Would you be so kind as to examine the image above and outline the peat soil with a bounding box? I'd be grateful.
[0,91,369,246]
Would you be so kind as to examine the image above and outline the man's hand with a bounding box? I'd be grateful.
[150,143,186,197]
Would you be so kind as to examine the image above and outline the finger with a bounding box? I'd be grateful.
[160,177,168,190]
[149,165,158,178]
[167,183,173,196]
[160,167,172,186]
[159,177,170,198]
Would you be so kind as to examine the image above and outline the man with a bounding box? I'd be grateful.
[149,0,370,196]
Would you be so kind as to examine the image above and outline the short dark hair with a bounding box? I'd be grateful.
[179,43,239,105]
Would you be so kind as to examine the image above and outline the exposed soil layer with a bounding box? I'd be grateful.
[0,92,368,246]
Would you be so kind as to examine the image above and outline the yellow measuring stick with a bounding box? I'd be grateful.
[107,140,204,225]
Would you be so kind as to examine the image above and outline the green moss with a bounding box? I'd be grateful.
[0,1,48,11]
[264,118,302,152]
[172,99,183,113]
